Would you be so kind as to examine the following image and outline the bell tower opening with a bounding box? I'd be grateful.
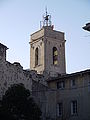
[35,47,39,66]
[53,47,58,65]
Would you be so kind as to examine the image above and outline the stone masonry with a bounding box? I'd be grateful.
[30,26,66,77]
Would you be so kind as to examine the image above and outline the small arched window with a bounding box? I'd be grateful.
[53,47,58,65]
[35,48,38,66]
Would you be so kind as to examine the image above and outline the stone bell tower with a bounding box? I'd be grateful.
[30,9,66,77]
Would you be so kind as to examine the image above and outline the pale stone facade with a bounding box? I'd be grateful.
[30,26,66,77]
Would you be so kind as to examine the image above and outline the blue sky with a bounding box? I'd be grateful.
[0,0,90,73]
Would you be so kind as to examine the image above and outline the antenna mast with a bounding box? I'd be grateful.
[40,7,52,28]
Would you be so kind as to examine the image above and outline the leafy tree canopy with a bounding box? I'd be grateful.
[0,83,42,120]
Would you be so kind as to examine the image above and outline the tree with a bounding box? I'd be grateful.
[0,83,42,120]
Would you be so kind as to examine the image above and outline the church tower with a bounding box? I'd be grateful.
[30,9,66,76]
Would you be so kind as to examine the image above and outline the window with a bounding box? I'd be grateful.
[53,47,58,65]
[57,103,63,117]
[57,81,65,89]
[71,100,77,115]
[71,79,76,87]
[35,48,38,66]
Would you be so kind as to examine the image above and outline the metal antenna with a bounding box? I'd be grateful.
[40,7,52,28]
[45,7,48,26]
[44,7,51,26]
[45,6,47,17]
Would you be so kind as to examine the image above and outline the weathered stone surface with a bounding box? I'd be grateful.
[30,26,66,76]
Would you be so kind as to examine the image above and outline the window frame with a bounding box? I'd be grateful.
[57,103,63,117]
[71,79,76,87]
[53,47,58,65]
[35,47,39,66]
[57,81,65,89]
[71,100,77,115]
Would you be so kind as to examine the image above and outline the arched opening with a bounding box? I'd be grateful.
[35,48,38,66]
[53,47,58,65]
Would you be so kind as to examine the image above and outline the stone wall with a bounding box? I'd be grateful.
[30,26,66,76]
[0,43,48,120]
[0,60,32,98]
[0,43,48,100]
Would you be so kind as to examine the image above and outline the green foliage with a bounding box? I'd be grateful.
[0,83,42,120]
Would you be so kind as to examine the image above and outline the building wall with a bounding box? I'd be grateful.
[47,71,90,120]
[0,43,7,61]
[44,27,66,76]
[30,28,45,74]
[32,80,48,120]
[0,60,32,98]
[0,43,48,120]
[30,26,66,76]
